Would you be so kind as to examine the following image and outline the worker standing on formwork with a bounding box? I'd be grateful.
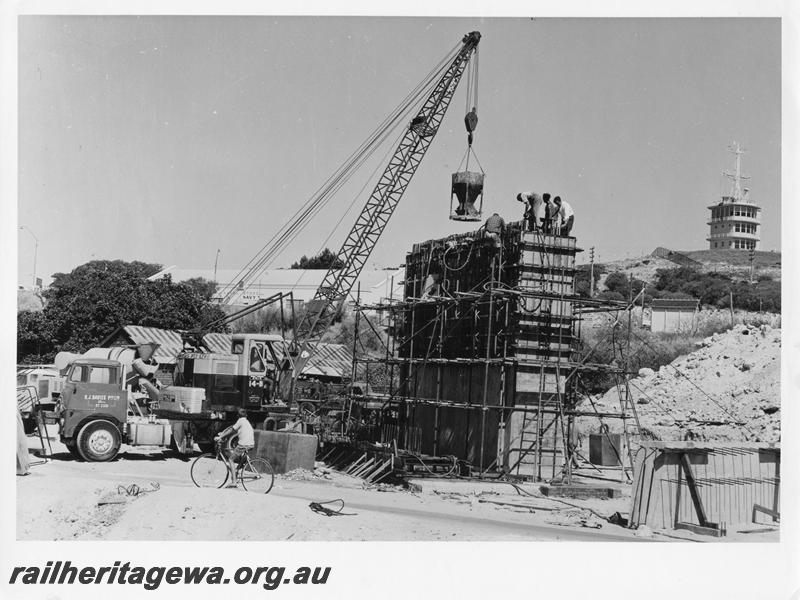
[516,191,546,232]
[516,191,555,233]
[552,196,575,236]
[482,212,505,248]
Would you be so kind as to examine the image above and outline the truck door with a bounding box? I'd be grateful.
[61,364,125,437]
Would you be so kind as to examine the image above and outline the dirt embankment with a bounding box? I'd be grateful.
[578,324,780,442]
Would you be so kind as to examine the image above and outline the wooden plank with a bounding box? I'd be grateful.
[675,522,725,538]
[680,452,709,527]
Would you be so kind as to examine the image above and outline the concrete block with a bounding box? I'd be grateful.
[252,430,318,474]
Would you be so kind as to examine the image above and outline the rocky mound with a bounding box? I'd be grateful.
[578,324,780,442]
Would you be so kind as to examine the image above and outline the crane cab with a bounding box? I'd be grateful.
[175,333,285,414]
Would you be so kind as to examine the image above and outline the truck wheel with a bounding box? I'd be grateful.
[76,420,121,462]
[65,440,83,460]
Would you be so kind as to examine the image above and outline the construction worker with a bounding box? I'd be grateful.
[214,408,255,488]
[516,191,547,232]
[552,196,575,236]
[482,212,505,248]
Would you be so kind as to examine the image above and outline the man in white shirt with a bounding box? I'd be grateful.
[215,408,255,488]
[552,196,575,236]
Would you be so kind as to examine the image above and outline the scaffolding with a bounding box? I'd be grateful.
[348,221,643,483]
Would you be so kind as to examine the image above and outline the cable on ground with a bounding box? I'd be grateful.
[309,499,357,516]
[116,482,161,497]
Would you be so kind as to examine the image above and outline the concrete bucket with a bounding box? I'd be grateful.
[450,171,484,222]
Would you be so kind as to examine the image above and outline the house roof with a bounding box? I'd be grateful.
[650,298,699,309]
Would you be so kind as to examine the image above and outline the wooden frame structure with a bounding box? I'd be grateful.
[350,220,640,482]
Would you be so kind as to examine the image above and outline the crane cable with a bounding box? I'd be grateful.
[219,41,463,304]
[220,47,458,304]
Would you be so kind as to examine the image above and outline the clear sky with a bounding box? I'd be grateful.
[16,16,781,286]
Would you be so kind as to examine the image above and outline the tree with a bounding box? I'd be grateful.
[603,271,646,300]
[182,277,218,301]
[29,260,226,356]
[575,264,605,298]
[17,310,54,363]
[290,248,344,270]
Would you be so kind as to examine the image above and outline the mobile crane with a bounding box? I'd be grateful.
[55,31,482,460]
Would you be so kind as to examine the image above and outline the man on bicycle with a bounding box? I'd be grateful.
[214,408,255,488]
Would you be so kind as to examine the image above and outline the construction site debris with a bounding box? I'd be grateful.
[282,467,332,482]
[546,508,604,529]
[579,324,780,442]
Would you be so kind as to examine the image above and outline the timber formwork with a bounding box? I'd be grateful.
[353,221,636,482]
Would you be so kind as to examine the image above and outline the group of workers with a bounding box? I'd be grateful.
[516,191,574,236]
[482,191,575,245]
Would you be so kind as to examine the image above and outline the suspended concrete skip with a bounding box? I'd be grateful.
[629,441,780,536]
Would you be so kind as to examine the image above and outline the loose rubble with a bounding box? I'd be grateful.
[579,324,780,442]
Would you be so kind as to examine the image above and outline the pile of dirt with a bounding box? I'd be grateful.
[578,324,780,442]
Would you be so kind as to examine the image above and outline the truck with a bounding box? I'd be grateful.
[55,334,300,460]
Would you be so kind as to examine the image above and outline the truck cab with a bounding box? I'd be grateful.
[57,358,128,461]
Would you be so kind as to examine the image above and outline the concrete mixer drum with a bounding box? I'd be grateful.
[450,170,484,222]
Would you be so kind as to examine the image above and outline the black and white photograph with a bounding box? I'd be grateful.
[2,3,797,599]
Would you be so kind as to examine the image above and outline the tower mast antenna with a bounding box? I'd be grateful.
[723,140,750,202]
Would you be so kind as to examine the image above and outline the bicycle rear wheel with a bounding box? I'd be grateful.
[239,457,275,494]
[191,453,229,488]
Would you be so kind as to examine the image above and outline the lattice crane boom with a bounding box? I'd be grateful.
[284,31,481,392]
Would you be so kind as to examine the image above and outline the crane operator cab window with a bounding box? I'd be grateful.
[231,340,245,355]
[250,344,267,373]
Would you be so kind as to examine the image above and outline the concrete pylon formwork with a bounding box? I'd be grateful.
[351,221,631,482]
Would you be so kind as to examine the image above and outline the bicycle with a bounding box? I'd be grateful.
[190,440,274,494]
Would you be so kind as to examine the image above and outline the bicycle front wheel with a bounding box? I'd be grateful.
[191,453,229,488]
[239,457,275,494]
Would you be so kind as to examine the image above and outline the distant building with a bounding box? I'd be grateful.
[149,267,404,307]
[646,298,699,333]
[707,142,761,251]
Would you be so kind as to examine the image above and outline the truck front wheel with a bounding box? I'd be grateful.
[65,440,83,460]
[76,420,121,462]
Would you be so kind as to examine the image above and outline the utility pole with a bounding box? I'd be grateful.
[213,249,221,282]
[19,225,39,289]
[748,248,755,283]
[589,247,595,297]
[729,290,735,327]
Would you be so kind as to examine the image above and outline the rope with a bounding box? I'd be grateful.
[116,482,160,497]
[309,499,356,516]
[442,243,474,272]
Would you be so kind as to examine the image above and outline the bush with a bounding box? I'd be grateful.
[596,290,625,302]
[652,266,780,313]
[575,264,605,298]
